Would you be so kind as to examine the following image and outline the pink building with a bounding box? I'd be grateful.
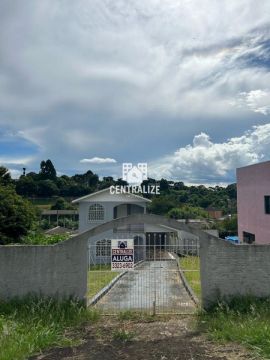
[237,161,270,244]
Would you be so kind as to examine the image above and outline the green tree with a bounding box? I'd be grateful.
[26,171,40,181]
[83,170,99,187]
[213,214,238,238]
[168,205,208,220]
[0,167,12,186]
[39,159,57,180]
[226,183,237,199]
[159,178,169,192]
[37,180,59,197]
[51,197,74,210]
[221,214,238,232]
[178,190,189,203]
[16,176,37,197]
[148,196,177,215]
[173,181,186,190]
[115,178,128,186]
[99,176,115,189]
[0,185,36,244]
[72,170,99,188]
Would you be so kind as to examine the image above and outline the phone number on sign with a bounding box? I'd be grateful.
[112,262,134,269]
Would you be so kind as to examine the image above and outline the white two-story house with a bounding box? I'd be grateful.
[72,187,181,264]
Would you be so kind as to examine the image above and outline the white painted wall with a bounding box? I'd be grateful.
[78,200,146,233]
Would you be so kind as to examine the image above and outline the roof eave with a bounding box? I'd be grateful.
[72,188,152,203]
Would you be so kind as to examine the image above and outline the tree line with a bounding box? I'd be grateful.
[14,159,237,215]
[15,159,128,198]
[0,159,237,244]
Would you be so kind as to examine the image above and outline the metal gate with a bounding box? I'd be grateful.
[87,235,200,315]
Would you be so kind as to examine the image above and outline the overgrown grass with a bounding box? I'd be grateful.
[179,256,201,297]
[0,296,99,360]
[199,297,270,359]
[112,329,135,342]
[88,264,118,299]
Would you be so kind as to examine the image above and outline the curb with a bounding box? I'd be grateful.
[87,260,144,307]
[169,252,200,307]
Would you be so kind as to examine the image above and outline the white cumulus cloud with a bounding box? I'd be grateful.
[150,123,270,184]
[80,157,117,164]
[1,1,270,177]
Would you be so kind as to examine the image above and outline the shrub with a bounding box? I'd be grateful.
[168,205,208,220]
[0,185,37,244]
[22,233,69,245]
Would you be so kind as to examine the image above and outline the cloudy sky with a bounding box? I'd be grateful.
[1,0,270,184]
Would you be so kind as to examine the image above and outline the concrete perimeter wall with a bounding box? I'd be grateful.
[0,214,210,303]
[200,236,270,309]
[0,236,88,302]
[4,213,270,308]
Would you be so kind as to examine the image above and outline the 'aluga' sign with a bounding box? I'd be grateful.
[111,239,134,271]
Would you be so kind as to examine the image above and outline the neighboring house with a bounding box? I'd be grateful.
[237,161,270,244]
[206,207,223,219]
[72,188,199,263]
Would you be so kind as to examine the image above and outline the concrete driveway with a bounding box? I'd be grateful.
[95,260,196,314]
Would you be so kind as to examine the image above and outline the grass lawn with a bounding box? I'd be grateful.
[28,198,55,210]
[0,297,99,360]
[179,256,201,298]
[199,297,270,359]
[35,204,52,210]
[88,264,118,299]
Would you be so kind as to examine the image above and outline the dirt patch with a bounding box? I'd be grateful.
[30,317,255,360]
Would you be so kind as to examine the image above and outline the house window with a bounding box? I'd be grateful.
[96,239,111,257]
[88,203,104,221]
[265,196,270,214]
[243,231,255,244]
